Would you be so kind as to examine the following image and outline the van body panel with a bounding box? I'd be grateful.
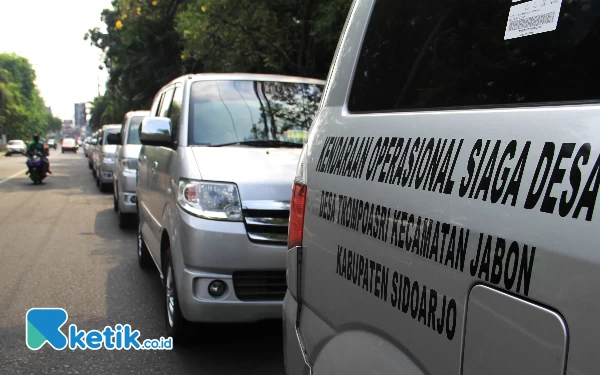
[463,285,568,375]
[286,0,600,373]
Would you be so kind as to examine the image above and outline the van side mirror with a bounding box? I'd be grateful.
[106,133,122,145]
[140,117,172,147]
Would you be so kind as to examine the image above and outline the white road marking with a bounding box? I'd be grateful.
[0,169,28,186]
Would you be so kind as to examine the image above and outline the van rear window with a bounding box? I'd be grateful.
[348,0,600,113]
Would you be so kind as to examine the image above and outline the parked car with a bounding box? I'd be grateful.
[136,73,325,341]
[88,133,98,169]
[47,139,57,150]
[61,138,78,153]
[83,137,92,157]
[5,140,26,156]
[94,124,121,192]
[113,110,150,229]
[283,1,600,375]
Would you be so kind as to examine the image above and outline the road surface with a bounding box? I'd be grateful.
[0,150,285,374]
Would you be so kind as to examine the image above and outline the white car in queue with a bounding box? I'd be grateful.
[113,110,150,229]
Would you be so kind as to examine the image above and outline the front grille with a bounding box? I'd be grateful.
[243,208,289,245]
[232,271,287,301]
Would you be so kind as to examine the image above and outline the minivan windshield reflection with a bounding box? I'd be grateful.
[189,80,323,147]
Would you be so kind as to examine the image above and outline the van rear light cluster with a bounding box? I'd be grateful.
[288,146,308,249]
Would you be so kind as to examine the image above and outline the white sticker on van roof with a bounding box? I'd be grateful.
[504,0,562,40]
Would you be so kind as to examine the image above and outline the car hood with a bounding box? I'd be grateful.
[191,146,301,202]
[102,145,117,154]
[122,144,142,159]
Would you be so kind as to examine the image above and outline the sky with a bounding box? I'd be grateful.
[0,0,114,121]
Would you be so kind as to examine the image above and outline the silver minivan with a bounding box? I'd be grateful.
[113,110,150,229]
[136,73,325,341]
[93,124,121,192]
[285,1,600,374]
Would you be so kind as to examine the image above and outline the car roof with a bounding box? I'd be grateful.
[164,73,326,87]
[126,110,150,117]
[101,124,121,130]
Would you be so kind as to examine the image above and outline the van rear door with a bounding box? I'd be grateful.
[297,0,600,374]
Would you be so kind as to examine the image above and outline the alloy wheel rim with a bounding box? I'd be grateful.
[166,265,175,327]
[137,232,142,257]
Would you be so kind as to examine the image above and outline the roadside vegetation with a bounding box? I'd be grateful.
[84,0,351,129]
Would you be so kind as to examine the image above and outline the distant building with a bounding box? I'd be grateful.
[75,103,86,127]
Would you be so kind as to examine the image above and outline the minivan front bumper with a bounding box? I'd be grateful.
[174,206,286,322]
[98,160,115,183]
[117,170,137,213]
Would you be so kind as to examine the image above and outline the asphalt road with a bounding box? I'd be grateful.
[0,149,285,374]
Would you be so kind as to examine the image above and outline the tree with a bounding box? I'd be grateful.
[85,0,189,129]
[0,53,58,140]
[176,0,351,79]
[85,0,351,128]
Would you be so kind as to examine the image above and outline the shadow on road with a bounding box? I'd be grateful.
[97,206,286,374]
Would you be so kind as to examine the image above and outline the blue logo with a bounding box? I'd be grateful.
[26,308,172,350]
[26,308,68,350]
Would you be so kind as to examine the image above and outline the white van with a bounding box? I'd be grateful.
[284,0,600,374]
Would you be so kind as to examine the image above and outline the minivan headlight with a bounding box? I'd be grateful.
[177,179,243,221]
[102,153,115,162]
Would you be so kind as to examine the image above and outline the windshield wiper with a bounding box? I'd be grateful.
[210,140,303,148]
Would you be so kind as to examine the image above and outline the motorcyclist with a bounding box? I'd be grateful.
[26,134,52,174]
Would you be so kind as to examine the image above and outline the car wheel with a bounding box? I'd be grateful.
[113,192,118,212]
[136,225,152,269]
[164,248,192,343]
[100,182,110,193]
[118,208,133,229]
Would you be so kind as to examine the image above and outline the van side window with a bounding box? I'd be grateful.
[151,93,164,116]
[169,86,183,147]
[159,88,175,118]
[348,0,600,113]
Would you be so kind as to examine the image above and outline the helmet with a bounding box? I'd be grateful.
[33,134,40,142]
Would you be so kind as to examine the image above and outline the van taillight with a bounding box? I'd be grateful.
[288,183,307,249]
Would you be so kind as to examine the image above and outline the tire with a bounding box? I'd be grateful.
[118,210,133,229]
[164,248,193,343]
[137,225,152,269]
[113,193,119,212]
[100,182,110,193]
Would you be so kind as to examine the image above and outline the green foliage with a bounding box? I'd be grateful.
[86,0,351,129]
[0,53,61,140]
[85,0,189,129]
[176,0,351,78]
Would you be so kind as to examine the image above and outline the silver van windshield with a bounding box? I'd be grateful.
[188,80,323,147]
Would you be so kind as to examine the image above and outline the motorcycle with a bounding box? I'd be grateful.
[26,150,47,185]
